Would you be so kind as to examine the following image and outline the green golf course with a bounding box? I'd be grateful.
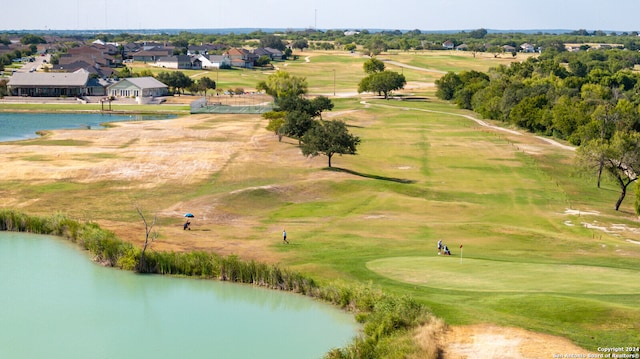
[2,50,639,356]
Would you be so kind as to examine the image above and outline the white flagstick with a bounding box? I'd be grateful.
[460,244,463,264]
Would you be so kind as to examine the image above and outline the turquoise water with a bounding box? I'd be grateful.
[0,232,357,358]
[0,112,176,142]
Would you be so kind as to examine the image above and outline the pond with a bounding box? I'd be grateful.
[0,232,358,358]
[0,112,176,142]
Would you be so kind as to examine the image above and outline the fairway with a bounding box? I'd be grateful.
[367,256,640,294]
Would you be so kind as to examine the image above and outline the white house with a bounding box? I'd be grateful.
[197,54,231,69]
[520,43,536,53]
[442,40,455,50]
[155,55,201,69]
[106,77,168,103]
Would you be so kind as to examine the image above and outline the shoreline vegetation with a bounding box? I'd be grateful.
[0,209,441,358]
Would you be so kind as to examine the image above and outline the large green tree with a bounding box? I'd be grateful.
[301,120,360,167]
[363,57,385,74]
[292,39,309,51]
[20,34,45,45]
[281,110,315,143]
[263,111,286,141]
[156,71,194,95]
[364,36,388,56]
[358,70,406,99]
[256,70,308,104]
[198,76,217,96]
[260,35,286,51]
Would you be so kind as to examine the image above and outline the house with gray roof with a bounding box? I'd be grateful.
[253,47,283,61]
[131,48,173,62]
[106,77,168,102]
[155,55,201,69]
[197,54,231,69]
[6,70,101,97]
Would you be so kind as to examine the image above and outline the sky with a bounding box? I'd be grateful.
[3,0,640,32]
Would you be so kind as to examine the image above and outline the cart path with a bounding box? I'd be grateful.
[360,100,575,151]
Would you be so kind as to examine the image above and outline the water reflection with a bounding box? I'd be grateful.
[0,112,176,142]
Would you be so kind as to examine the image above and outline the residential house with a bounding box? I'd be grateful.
[520,43,536,53]
[198,54,231,69]
[226,48,256,68]
[66,46,116,66]
[502,45,517,53]
[107,76,168,101]
[131,47,173,62]
[187,43,226,56]
[55,59,114,79]
[442,40,455,50]
[455,44,468,51]
[141,42,172,51]
[264,47,283,60]
[121,42,141,59]
[155,55,201,69]
[7,70,101,97]
[253,47,284,61]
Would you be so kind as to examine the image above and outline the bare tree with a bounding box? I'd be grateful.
[136,206,158,272]
[578,131,640,210]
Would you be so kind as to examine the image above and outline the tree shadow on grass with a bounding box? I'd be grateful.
[325,167,416,184]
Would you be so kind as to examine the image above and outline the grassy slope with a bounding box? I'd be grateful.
[259,98,639,350]
[2,51,639,352]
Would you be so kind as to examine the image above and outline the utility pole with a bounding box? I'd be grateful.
[333,69,336,96]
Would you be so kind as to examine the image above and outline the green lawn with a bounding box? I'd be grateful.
[368,257,640,294]
[257,98,640,350]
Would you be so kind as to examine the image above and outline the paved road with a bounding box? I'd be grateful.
[16,54,50,73]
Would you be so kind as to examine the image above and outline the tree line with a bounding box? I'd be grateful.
[6,27,640,62]
[435,48,640,211]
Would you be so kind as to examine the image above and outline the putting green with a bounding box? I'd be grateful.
[366,257,640,294]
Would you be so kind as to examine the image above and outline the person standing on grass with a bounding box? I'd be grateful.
[283,229,289,244]
[437,239,443,255]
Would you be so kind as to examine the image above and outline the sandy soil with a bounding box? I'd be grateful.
[0,111,346,262]
[440,325,596,359]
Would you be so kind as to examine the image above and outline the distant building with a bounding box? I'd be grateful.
[254,47,284,61]
[520,43,535,53]
[6,70,104,97]
[107,77,168,99]
[226,48,256,68]
[155,55,201,69]
[131,47,173,62]
[197,54,231,69]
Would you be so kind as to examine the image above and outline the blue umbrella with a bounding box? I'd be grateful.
[184,213,195,218]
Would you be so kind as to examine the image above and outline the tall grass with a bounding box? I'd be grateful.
[0,209,439,358]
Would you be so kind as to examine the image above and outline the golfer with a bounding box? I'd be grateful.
[283,229,289,244]
[437,239,443,255]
